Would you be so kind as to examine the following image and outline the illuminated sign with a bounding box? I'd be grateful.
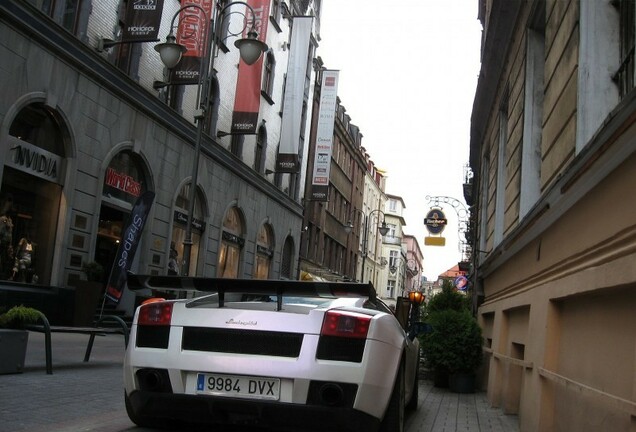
[104,167,142,197]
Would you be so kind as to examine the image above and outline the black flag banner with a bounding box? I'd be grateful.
[104,191,155,304]
[121,0,165,42]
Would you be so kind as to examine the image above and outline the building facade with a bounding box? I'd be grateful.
[1,0,321,319]
[299,63,368,282]
[355,153,387,285]
[403,234,423,293]
[378,194,407,305]
[469,0,636,430]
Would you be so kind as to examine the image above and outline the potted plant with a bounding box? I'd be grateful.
[422,309,483,393]
[82,261,105,282]
[0,305,42,374]
[74,261,106,326]
[421,280,472,387]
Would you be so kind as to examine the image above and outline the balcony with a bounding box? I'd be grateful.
[383,235,402,245]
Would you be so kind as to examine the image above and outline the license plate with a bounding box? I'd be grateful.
[196,373,280,400]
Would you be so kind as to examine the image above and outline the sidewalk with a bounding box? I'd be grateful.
[0,332,518,432]
[405,379,519,432]
[0,331,130,432]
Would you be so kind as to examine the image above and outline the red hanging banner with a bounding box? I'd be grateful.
[172,0,215,85]
[230,0,270,134]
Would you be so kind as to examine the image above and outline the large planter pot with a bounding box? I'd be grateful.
[0,329,29,374]
[449,372,476,393]
[433,367,450,388]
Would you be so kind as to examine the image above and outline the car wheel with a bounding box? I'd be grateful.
[125,392,172,430]
[379,364,405,432]
[406,363,419,411]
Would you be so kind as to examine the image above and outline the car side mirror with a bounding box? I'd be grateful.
[394,296,411,330]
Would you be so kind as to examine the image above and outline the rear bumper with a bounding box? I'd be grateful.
[127,390,381,432]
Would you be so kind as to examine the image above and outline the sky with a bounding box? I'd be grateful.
[316,0,483,281]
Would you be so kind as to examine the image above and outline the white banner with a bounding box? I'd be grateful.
[310,70,339,201]
[276,16,313,172]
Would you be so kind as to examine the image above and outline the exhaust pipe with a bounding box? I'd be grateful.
[137,368,171,392]
[319,383,344,406]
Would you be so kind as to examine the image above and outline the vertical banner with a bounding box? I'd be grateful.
[230,0,270,133]
[310,70,339,201]
[121,0,165,41]
[172,0,214,85]
[105,191,156,304]
[276,16,313,173]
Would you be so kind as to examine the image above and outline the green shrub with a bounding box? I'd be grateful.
[426,280,470,315]
[421,309,483,374]
[0,305,42,329]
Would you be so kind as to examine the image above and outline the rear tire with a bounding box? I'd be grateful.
[379,365,405,432]
[125,392,172,430]
[406,363,419,411]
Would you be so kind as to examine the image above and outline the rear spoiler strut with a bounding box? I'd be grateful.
[127,272,376,310]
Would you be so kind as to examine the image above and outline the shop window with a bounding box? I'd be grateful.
[9,103,65,154]
[171,182,205,276]
[96,150,149,282]
[280,236,294,279]
[217,206,244,278]
[2,103,66,284]
[254,223,274,279]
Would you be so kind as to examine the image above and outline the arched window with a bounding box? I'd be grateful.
[3,103,67,285]
[171,182,205,276]
[254,223,274,279]
[262,51,276,100]
[280,236,294,279]
[254,125,267,173]
[217,206,244,278]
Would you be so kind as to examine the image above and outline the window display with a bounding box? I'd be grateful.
[217,207,244,278]
[0,169,61,285]
[254,224,273,279]
[171,183,204,276]
[2,103,65,285]
[0,195,14,279]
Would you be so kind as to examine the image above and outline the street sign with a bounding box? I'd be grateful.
[424,208,447,235]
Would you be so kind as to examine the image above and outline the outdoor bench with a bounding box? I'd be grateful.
[24,311,129,374]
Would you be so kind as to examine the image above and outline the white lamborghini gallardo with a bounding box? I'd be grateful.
[123,275,423,432]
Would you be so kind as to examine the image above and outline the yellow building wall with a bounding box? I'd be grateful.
[480,149,636,431]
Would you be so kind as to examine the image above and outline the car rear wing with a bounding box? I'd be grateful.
[127,273,376,310]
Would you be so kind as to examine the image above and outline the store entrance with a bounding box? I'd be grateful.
[95,204,127,284]
[0,167,61,284]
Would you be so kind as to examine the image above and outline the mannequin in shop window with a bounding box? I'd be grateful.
[168,242,179,276]
[12,235,35,282]
[0,195,14,279]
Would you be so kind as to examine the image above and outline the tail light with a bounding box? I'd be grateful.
[138,302,173,326]
[321,310,371,339]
